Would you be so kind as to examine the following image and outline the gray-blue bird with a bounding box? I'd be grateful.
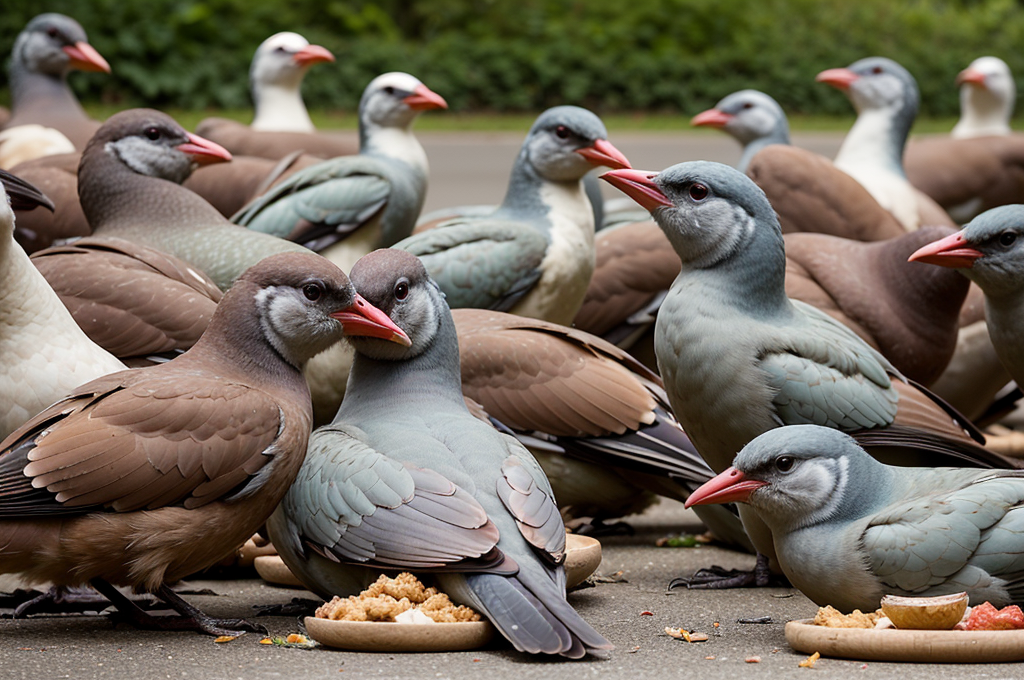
[267,248,612,658]
[687,424,1024,613]
[690,90,791,173]
[393,106,630,326]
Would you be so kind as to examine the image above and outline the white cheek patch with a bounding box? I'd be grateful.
[106,137,191,184]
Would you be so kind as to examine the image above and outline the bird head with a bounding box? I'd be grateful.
[817,56,918,120]
[691,90,788,146]
[251,32,334,90]
[522,106,630,183]
[359,72,447,133]
[685,425,881,533]
[16,13,109,77]
[909,204,1024,298]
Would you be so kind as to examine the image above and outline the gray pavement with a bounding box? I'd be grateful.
[2,500,1022,679]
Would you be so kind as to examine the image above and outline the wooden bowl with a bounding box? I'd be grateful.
[785,619,1024,663]
[304,617,495,652]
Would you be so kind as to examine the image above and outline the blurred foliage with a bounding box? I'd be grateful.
[2,0,1023,119]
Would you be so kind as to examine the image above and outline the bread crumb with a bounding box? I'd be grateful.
[315,573,481,623]
[799,651,820,668]
[813,605,882,628]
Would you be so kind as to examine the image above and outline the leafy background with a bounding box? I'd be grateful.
[1,0,1022,118]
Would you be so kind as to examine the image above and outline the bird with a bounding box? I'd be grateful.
[909,204,1024,389]
[76,108,317,292]
[0,168,124,440]
[816,57,954,231]
[904,57,1024,224]
[393,105,630,327]
[601,161,1010,587]
[196,31,359,161]
[690,89,791,173]
[267,248,612,658]
[685,424,1024,612]
[29,236,223,365]
[232,72,447,275]
[8,152,90,253]
[0,251,408,635]
[2,13,110,151]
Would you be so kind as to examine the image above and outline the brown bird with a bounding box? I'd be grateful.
[9,152,87,253]
[30,237,223,364]
[0,251,408,635]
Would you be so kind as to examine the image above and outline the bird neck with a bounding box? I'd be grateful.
[251,83,315,133]
[497,151,566,218]
[340,313,467,421]
[982,294,1024,382]
[834,107,909,179]
[79,145,228,235]
[9,64,87,121]
[361,124,429,176]
[737,134,787,174]
[952,85,1013,139]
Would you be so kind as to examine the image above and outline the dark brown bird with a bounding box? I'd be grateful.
[0,252,408,635]
[9,152,87,253]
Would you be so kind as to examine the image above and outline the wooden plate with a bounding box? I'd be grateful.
[304,616,495,652]
[785,619,1024,663]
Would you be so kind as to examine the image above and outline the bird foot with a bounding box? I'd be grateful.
[4,586,166,618]
[667,553,784,590]
[253,597,321,617]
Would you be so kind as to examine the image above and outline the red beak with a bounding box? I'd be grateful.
[908,231,984,268]
[956,67,987,87]
[176,132,232,166]
[575,139,631,170]
[293,44,335,67]
[684,467,768,508]
[691,108,734,128]
[403,84,448,111]
[63,41,110,73]
[332,294,411,347]
[600,168,673,212]
[816,67,859,91]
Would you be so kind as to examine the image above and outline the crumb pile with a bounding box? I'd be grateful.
[314,572,482,623]
[813,605,882,628]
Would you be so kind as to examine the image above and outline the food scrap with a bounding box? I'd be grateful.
[745,655,761,663]
[315,572,481,623]
[664,627,708,642]
[962,602,1024,631]
[798,651,821,668]
[655,534,702,548]
[213,635,240,643]
[813,605,882,629]
[258,634,317,649]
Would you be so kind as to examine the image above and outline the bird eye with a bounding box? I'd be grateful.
[872,66,883,74]
[999,231,1017,247]
[394,279,409,301]
[384,86,396,95]
[144,127,161,141]
[775,456,795,472]
[742,102,754,110]
[47,27,59,39]
[688,183,709,201]
[303,282,324,301]
[555,125,570,139]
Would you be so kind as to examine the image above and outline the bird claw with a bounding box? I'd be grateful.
[667,554,784,590]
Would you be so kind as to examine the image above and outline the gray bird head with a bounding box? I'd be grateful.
[910,204,1024,299]
[358,72,447,140]
[250,32,334,94]
[692,90,790,148]
[12,13,109,78]
[345,248,454,362]
[817,57,918,147]
[519,106,630,183]
[685,425,889,534]
[601,161,784,273]
[82,109,232,185]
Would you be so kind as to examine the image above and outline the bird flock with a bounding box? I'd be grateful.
[2,10,1024,660]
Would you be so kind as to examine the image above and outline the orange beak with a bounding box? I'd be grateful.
[176,132,233,166]
[63,41,110,73]
[908,231,984,269]
[684,467,768,508]
[293,44,335,67]
[403,84,448,111]
[956,67,987,88]
[691,109,734,128]
[600,168,673,212]
[576,138,631,170]
[816,67,859,91]
[333,294,411,346]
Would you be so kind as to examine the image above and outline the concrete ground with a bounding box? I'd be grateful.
[2,500,1022,679]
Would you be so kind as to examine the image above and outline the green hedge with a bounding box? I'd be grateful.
[2,0,1023,117]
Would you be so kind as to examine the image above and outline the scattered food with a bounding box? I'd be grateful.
[627,645,641,653]
[664,627,708,642]
[315,573,480,623]
[813,605,881,629]
[962,602,1024,631]
[705,655,715,660]
[799,651,820,668]
[213,635,240,644]
[655,534,701,548]
[257,634,318,649]
[745,655,761,663]
[590,570,628,584]
[640,610,654,616]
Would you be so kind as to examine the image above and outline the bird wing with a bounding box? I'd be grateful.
[286,424,503,570]
[496,449,566,566]
[863,473,1024,592]
[394,219,548,311]
[0,371,286,515]
[758,301,899,430]
[232,158,391,250]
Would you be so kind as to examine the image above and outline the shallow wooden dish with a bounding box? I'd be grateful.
[564,534,602,589]
[254,555,304,588]
[304,616,495,652]
[785,619,1024,663]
